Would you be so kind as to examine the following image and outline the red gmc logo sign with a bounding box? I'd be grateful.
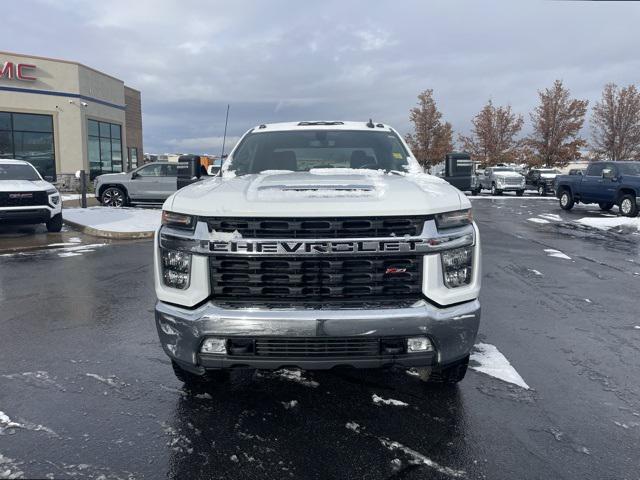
[0,62,37,81]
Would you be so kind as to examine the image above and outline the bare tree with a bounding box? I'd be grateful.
[591,83,640,160]
[526,80,588,167]
[404,90,453,168]
[459,100,524,166]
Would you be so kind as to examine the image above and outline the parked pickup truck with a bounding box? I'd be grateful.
[555,161,640,217]
[154,121,481,387]
[525,168,559,196]
[476,166,525,195]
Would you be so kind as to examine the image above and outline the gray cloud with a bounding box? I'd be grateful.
[6,0,640,153]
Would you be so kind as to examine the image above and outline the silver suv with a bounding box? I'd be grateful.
[95,162,178,207]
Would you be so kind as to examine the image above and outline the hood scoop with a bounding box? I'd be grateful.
[276,183,374,192]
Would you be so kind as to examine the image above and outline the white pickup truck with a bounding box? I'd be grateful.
[154,121,481,387]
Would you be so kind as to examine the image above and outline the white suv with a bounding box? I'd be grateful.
[0,159,62,232]
[154,121,481,387]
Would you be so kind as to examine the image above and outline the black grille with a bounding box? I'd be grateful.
[254,337,381,357]
[0,191,48,207]
[205,216,427,239]
[209,255,423,300]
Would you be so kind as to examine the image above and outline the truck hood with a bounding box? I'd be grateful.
[166,170,469,217]
[0,179,55,192]
[96,172,129,183]
[495,172,523,179]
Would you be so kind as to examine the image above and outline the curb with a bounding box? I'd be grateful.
[63,218,155,240]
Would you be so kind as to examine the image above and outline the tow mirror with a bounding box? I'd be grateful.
[602,168,614,180]
[131,171,139,179]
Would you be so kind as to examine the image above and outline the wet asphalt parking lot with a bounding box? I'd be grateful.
[1,197,639,480]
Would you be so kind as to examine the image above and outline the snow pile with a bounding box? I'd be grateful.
[469,343,530,389]
[372,394,408,407]
[576,216,640,231]
[63,207,161,233]
[60,193,95,201]
[544,248,572,260]
[528,269,543,276]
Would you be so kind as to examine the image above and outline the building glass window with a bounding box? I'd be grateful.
[0,111,56,180]
[128,147,138,170]
[88,119,123,178]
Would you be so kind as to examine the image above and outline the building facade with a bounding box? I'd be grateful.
[0,51,143,182]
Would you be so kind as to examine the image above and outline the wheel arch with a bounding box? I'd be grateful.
[617,187,637,203]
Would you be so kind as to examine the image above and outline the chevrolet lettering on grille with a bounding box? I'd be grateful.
[211,239,436,255]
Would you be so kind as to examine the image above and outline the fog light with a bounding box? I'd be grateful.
[441,246,473,288]
[407,336,433,353]
[49,194,60,206]
[201,338,227,354]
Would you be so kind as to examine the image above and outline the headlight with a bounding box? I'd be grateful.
[496,177,504,184]
[47,188,60,206]
[161,249,192,289]
[441,246,473,288]
[162,211,196,230]
[435,209,473,229]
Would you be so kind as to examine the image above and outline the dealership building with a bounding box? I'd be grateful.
[0,51,143,182]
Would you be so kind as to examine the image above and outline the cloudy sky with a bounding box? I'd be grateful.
[5,0,640,154]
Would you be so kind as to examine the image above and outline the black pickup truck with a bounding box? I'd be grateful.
[555,161,640,217]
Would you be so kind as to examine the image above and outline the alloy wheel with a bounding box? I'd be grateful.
[103,188,124,207]
[622,199,632,215]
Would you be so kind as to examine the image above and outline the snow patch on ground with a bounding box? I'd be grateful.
[61,193,95,201]
[544,248,572,260]
[64,207,161,233]
[527,218,549,224]
[470,343,530,389]
[0,453,24,479]
[281,400,299,410]
[260,369,319,388]
[538,213,563,221]
[379,438,465,478]
[528,269,543,276]
[372,394,408,407]
[576,216,640,231]
[0,411,57,437]
[634,326,640,330]
[85,373,120,388]
[1,371,65,391]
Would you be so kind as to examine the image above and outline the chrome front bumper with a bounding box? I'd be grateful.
[155,298,480,373]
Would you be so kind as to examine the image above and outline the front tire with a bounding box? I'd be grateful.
[559,190,575,211]
[619,194,638,217]
[491,184,502,196]
[516,189,525,197]
[171,360,228,387]
[598,202,614,211]
[101,186,127,207]
[538,185,545,196]
[416,355,469,385]
[46,213,63,232]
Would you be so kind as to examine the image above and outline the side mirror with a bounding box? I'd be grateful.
[131,171,139,179]
[602,168,614,180]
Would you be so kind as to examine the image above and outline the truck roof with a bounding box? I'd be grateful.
[0,159,30,165]
[250,121,394,132]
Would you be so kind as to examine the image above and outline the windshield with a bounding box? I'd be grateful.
[618,163,640,176]
[0,163,41,181]
[227,130,410,175]
[492,167,515,172]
